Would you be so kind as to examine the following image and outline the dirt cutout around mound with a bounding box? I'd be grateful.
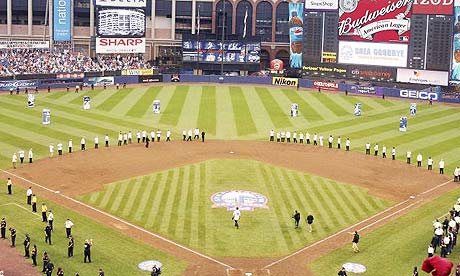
[1,141,455,276]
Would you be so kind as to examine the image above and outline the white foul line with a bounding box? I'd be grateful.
[263,179,454,269]
[0,202,41,218]
[0,169,234,269]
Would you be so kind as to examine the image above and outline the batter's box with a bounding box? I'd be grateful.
[226,269,271,276]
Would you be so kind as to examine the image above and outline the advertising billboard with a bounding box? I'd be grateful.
[97,8,145,37]
[289,1,304,68]
[53,0,71,41]
[0,40,49,49]
[348,65,397,81]
[338,0,412,43]
[303,64,348,77]
[338,41,408,67]
[313,80,339,91]
[95,0,146,8]
[96,37,145,53]
[452,0,460,80]
[272,77,299,87]
[397,69,449,86]
[182,40,260,63]
[413,0,454,15]
[305,0,338,11]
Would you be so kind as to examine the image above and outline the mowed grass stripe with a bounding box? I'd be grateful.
[175,167,190,239]
[97,88,135,112]
[167,168,186,235]
[307,175,343,227]
[176,87,202,133]
[215,87,237,138]
[98,182,118,209]
[153,170,175,230]
[321,179,360,223]
[126,86,161,118]
[197,86,217,135]
[255,87,292,129]
[121,178,143,217]
[241,87,276,135]
[159,86,189,126]
[46,91,71,100]
[229,86,258,136]
[139,173,162,223]
[133,176,154,222]
[197,163,207,249]
[282,89,323,121]
[312,93,349,117]
[145,172,168,229]
[183,165,196,245]
[111,86,150,116]
[111,178,136,215]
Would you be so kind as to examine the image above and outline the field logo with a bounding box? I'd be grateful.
[342,262,367,273]
[211,190,268,211]
[138,260,162,272]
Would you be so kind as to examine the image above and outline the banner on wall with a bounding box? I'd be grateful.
[305,0,338,11]
[413,0,454,15]
[272,77,299,87]
[313,80,339,91]
[0,41,50,49]
[289,1,304,68]
[96,37,145,53]
[53,0,71,41]
[338,0,412,43]
[451,0,460,80]
[121,69,153,76]
[338,41,408,67]
[397,69,449,86]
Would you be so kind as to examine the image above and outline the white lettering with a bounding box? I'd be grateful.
[400,90,438,100]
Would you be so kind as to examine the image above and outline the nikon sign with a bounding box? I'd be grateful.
[272,77,299,87]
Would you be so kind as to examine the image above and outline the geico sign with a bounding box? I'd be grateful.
[413,0,453,6]
[98,38,144,46]
[399,90,438,101]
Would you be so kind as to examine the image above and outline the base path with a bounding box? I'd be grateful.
[1,140,454,275]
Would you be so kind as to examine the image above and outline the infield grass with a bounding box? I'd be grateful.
[79,159,390,258]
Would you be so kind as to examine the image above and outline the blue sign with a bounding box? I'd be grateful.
[42,109,51,125]
[288,2,304,68]
[0,80,39,91]
[211,190,268,211]
[53,0,71,41]
[399,117,407,132]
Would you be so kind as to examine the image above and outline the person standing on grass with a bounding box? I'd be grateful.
[407,150,412,164]
[123,132,128,145]
[319,134,324,147]
[382,145,387,158]
[56,267,64,276]
[128,131,132,144]
[57,143,63,156]
[31,244,37,266]
[41,203,48,222]
[306,214,314,232]
[47,211,54,231]
[232,207,240,229]
[338,267,347,276]
[293,131,297,143]
[12,152,17,169]
[276,131,281,143]
[187,129,193,141]
[23,234,30,258]
[269,129,274,142]
[413,266,419,276]
[31,194,37,212]
[306,132,311,144]
[365,142,370,155]
[142,130,147,143]
[42,251,49,272]
[118,132,123,146]
[94,136,99,149]
[10,227,16,247]
[166,130,171,142]
[18,149,24,164]
[454,167,459,182]
[287,131,291,143]
[350,231,360,253]
[49,143,54,158]
[440,159,445,174]
[68,236,74,257]
[84,239,93,263]
[65,219,74,238]
[345,138,350,151]
[0,218,6,239]
[183,130,187,141]
[7,177,12,195]
[328,135,333,148]
[292,210,301,229]
[337,136,341,149]
[44,224,52,245]
[28,148,33,163]
[374,143,379,156]
[299,132,304,144]
[68,139,73,153]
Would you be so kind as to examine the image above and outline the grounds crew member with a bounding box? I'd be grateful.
[28,148,33,163]
[232,207,241,229]
[31,194,37,212]
[41,203,48,222]
[84,239,93,263]
[0,218,6,239]
[18,149,24,163]
[439,159,445,174]
[57,143,63,155]
[68,236,74,257]
[26,187,32,205]
[417,153,423,167]
[428,157,433,170]
[306,214,314,232]
[24,234,30,258]
[7,177,12,195]
[406,150,412,164]
[44,224,52,245]
[292,210,301,229]
[68,139,73,153]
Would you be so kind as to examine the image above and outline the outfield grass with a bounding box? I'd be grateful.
[0,187,187,275]
[79,159,390,258]
[309,190,460,276]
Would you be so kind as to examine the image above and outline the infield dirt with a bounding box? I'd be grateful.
[2,140,455,276]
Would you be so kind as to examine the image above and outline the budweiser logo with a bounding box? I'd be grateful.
[339,0,412,37]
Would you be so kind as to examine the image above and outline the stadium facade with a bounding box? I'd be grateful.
[0,0,291,68]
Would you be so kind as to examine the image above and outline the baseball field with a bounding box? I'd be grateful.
[0,84,459,275]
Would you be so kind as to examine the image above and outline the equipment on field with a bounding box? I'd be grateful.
[290,103,298,117]
[153,100,160,114]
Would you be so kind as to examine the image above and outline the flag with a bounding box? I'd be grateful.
[243,7,248,38]
[197,6,201,35]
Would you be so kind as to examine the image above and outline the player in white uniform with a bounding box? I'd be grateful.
[118,132,123,146]
[94,136,99,149]
[439,159,445,174]
[269,130,274,142]
[136,131,141,143]
[306,132,311,144]
[345,138,350,151]
[427,157,433,170]
[81,137,86,151]
[166,130,171,142]
[391,147,396,160]
[232,207,241,229]
[12,153,17,168]
[382,145,386,158]
[104,134,109,147]
[406,151,412,164]
[416,153,423,167]
[313,133,317,145]
[337,136,341,149]
[286,131,291,143]
[57,143,63,155]
[374,144,379,156]
[49,144,54,157]
[319,135,324,147]
[68,139,73,153]
[28,148,33,163]
[127,131,133,144]
[18,149,25,163]
[328,135,333,148]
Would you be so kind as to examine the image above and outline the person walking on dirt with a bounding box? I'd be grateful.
[166,130,171,142]
[187,129,193,141]
[292,210,301,229]
[0,218,6,239]
[306,214,314,232]
[232,207,240,229]
[350,231,360,253]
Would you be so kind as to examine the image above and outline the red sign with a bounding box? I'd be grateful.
[338,0,412,43]
[270,59,284,71]
[313,80,339,91]
[413,0,453,15]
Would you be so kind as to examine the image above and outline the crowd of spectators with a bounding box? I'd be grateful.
[0,48,152,76]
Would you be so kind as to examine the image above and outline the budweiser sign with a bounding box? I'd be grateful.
[338,0,413,43]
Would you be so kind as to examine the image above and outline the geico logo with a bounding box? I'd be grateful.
[314,81,337,88]
[400,90,438,100]
[413,0,453,5]
[99,38,144,46]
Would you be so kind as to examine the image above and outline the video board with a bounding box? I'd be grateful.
[96,8,146,37]
[182,40,260,63]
